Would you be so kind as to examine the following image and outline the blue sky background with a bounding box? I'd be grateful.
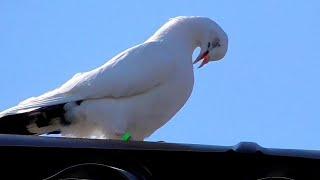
[0,1,319,150]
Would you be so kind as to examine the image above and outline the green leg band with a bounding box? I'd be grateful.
[122,132,132,142]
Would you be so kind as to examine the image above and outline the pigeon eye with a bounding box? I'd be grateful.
[212,40,220,48]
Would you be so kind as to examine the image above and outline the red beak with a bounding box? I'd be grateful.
[193,50,210,68]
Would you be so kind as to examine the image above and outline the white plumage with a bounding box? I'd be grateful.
[0,16,228,140]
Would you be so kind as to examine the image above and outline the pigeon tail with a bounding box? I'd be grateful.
[0,103,70,135]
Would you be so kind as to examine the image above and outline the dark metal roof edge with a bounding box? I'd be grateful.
[0,135,320,160]
[0,134,230,152]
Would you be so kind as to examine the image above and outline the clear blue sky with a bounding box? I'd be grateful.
[0,1,319,150]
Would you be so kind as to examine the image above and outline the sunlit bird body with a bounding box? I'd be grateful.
[0,16,228,140]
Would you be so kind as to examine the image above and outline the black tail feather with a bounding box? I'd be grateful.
[0,103,68,135]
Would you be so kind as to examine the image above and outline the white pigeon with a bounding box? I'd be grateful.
[0,16,228,141]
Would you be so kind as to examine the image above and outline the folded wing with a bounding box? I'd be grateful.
[0,42,174,117]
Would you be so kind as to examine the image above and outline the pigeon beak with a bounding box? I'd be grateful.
[193,50,210,68]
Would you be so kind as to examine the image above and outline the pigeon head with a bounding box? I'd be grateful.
[192,17,228,68]
[146,16,228,68]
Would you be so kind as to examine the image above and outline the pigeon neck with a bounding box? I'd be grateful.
[146,18,208,58]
